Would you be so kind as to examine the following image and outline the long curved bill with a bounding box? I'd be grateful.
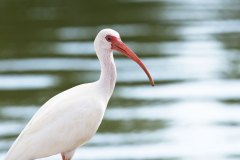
[111,38,155,86]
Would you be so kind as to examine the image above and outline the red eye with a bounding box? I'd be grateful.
[105,35,112,42]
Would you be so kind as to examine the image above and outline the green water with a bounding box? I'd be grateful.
[0,0,240,160]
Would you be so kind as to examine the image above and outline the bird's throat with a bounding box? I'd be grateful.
[98,52,117,100]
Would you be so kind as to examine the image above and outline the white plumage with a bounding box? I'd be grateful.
[5,29,154,160]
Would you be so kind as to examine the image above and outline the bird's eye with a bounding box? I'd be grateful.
[105,35,112,42]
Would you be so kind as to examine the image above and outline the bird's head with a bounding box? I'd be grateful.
[94,28,154,86]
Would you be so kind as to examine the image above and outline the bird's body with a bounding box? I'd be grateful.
[5,29,153,160]
[6,82,109,160]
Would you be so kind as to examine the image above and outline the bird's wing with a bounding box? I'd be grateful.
[6,83,105,159]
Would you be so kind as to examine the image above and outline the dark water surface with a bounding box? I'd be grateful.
[0,0,240,160]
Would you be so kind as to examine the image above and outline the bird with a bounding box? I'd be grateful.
[5,28,154,160]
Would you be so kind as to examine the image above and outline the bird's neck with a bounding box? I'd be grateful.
[97,49,117,101]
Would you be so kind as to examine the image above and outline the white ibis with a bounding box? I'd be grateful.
[5,29,154,160]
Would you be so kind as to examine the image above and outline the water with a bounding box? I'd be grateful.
[0,0,240,160]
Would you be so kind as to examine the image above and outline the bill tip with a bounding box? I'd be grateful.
[150,81,155,86]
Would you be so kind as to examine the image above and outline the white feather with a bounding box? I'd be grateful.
[6,82,107,159]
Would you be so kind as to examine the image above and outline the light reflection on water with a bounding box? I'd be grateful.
[118,80,240,100]
[0,75,58,90]
[0,0,240,160]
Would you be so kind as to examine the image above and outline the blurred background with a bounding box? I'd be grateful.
[0,0,240,160]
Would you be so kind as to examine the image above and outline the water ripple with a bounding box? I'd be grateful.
[0,75,58,90]
[118,80,240,100]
